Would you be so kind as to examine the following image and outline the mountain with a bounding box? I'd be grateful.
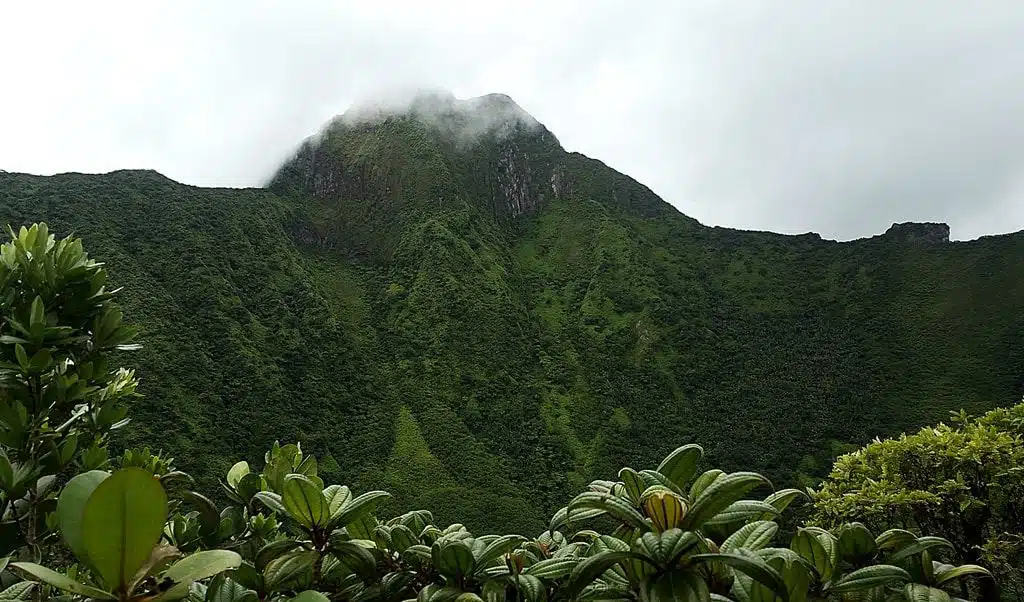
[1,92,1021,534]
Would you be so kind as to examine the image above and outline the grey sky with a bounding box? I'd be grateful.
[2,2,1022,241]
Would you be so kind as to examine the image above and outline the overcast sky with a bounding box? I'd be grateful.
[2,2,1023,241]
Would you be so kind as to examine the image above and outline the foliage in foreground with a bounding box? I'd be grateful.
[0,225,1003,601]
[813,402,1024,600]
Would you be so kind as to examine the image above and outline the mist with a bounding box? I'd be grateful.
[2,2,1023,240]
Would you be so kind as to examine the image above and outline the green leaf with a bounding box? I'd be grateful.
[11,562,115,600]
[82,468,168,592]
[389,524,418,553]
[656,444,704,490]
[703,500,779,526]
[165,550,243,584]
[619,468,645,503]
[829,565,911,593]
[207,577,258,602]
[524,557,579,580]
[689,470,725,500]
[235,472,263,503]
[885,536,954,565]
[331,490,391,529]
[226,462,250,489]
[253,491,287,515]
[875,529,918,551]
[433,540,475,582]
[475,534,527,570]
[761,489,808,517]
[568,492,651,531]
[282,474,328,528]
[0,580,37,601]
[683,472,771,530]
[57,470,109,566]
[790,528,832,581]
[263,550,316,592]
[329,539,378,581]
[567,551,636,599]
[290,591,330,602]
[550,505,607,532]
[836,524,878,564]
[903,584,951,602]
[691,553,788,601]
[324,484,352,518]
[635,529,701,567]
[29,296,44,329]
[722,521,778,553]
[934,563,992,585]
[639,571,711,602]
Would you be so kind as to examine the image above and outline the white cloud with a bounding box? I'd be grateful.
[1,1,1022,240]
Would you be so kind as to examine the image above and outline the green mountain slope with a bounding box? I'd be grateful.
[1,92,1021,534]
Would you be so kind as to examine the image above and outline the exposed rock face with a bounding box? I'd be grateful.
[883,222,951,244]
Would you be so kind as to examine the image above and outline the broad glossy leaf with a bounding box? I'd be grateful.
[524,557,579,580]
[886,536,954,565]
[389,524,419,554]
[635,529,701,567]
[83,468,168,592]
[0,580,36,601]
[703,501,779,526]
[165,550,243,584]
[475,534,526,570]
[569,492,651,531]
[207,576,258,602]
[639,470,684,495]
[549,505,606,533]
[619,468,645,503]
[567,551,636,599]
[514,574,546,602]
[433,540,475,581]
[875,529,918,551]
[934,563,992,585]
[790,529,832,581]
[690,470,725,500]
[332,490,391,529]
[263,550,316,591]
[56,470,109,566]
[11,562,115,600]
[683,473,770,531]
[253,491,287,515]
[639,571,710,602]
[256,540,305,571]
[226,462,250,490]
[235,473,263,503]
[903,584,951,602]
[691,553,788,601]
[290,591,330,602]
[836,524,877,564]
[829,564,911,593]
[722,521,778,553]
[760,489,807,517]
[324,485,352,518]
[656,444,704,490]
[282,475,328,528]
[330,540,378,582]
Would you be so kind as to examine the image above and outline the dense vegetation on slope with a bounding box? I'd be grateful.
[0,93,1021,535]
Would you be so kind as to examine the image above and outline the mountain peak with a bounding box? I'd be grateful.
[338,91,542,140]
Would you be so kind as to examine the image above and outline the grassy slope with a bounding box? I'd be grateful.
[1,111,1021,533]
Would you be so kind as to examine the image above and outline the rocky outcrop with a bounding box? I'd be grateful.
[883,222,951,244]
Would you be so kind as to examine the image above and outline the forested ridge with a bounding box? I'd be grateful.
[1,92,1021,536]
